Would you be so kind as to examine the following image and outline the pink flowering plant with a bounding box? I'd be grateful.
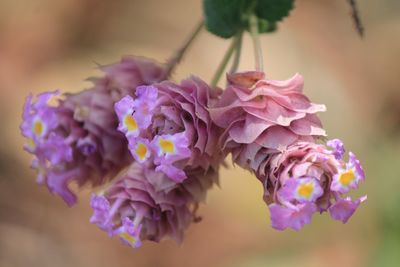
[20,0,366,248]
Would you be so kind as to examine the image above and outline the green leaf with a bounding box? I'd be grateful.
[255,0,294,23]
[203,0,248,38]
[203,0,294,38]
[257,18,277,33]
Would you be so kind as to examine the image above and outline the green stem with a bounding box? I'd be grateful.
[249,14,264,72]
[229,31,243,74]
[211,38,238,87]
[164,21,204,78]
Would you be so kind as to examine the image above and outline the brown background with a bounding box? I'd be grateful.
[1,0,399,266]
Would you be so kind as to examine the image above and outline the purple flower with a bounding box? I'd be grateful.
[349,151,365,182]
[329,196,367,223]
[135,85,158,111]
[151,132,191,163]
[128,137,151,163]
[21,91,59,144]
[90,194,114,233]
[327,139,345,160]
[278,177,323,204]
[155,163,187,183]
[114,217,142,248]
[41,133,73,165]
[115,96,143,137]
[114,86,158,137]
[269,202,317,231]
[331,152,365,193]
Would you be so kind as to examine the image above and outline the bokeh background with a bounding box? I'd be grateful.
[1,0,399,266]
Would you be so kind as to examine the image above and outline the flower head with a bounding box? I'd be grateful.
[210,71,326,164]
[21,56,165,206]
[153,77,224,176]
[114,77,224,184]
[255,140,366,231]
[89,163,199,246]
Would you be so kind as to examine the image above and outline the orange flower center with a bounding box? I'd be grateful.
[297,183,314,199]
[124,115,138,132]
[159,139,175,154]
[135,143,148,161]
[339,170,356,186]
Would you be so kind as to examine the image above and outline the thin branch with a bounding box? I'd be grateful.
[347,0,364,37]
[249,14,264,72]
[230,31,243,74]
[210,38,238,87]
[164,21,204,78]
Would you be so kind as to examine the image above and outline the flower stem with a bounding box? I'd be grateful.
[230,31,243,74]
[210,37,239,87]
[164,21,204,78]
[249,14,264,72]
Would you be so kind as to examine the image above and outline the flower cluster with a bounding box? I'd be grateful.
[21,56,366,248]
[90,162,217,245]
[20,57,165,206]
[115,86,191,182]
[115,77,223,183]
[263,141,366,230]
[209,71,366,231]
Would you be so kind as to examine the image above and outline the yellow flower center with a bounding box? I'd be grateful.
[297,183,314,199]
[33,120,44,137]
[135,143,148,161]
[119,232,136,245]
[159,138,175,154]
[124,114,138,132]
[339,169,356,186]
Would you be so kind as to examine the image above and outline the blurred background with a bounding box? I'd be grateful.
[0,0,399,266]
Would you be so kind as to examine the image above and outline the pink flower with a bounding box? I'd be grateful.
[210,71,326,171]
[153,77,225,176]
